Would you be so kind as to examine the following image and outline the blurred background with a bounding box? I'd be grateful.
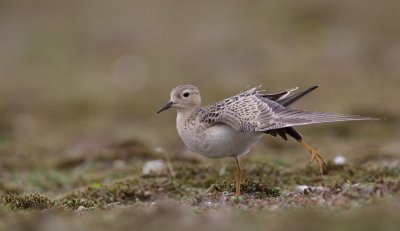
[1,0,400,165]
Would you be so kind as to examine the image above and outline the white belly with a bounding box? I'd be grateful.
[178,124,263,158]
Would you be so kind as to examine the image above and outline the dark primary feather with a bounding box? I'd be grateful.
[276,85,319,107]
[261,85,318,107]
[260,87,298,102]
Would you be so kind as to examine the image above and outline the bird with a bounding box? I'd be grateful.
[157,84,375,197]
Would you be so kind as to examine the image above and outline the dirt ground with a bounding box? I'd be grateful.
[1,1,400,231]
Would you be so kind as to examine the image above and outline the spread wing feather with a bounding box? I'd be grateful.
[199,86,376,132]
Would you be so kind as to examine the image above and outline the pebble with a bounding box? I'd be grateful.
[296,185,328,192]
[296,185,309,192]
[334,155,346,165]
[142,160,167,175]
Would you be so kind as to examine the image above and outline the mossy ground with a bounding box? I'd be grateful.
[1,134,400,231]
[0,115,399,231]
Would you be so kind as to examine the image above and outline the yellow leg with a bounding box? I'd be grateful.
[234,157,242,198]
[298,140,326,174]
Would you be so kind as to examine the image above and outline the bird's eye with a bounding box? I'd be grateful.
[183,92,190,97]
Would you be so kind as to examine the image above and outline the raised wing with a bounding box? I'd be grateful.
[199,86,376,132]
[198,86,275,132]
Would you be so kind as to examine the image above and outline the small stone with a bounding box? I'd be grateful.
[77,206,86,212]
[334,155,346,165]
[296,185,328,193]
[142,160,167,175]
[296,185,309,192]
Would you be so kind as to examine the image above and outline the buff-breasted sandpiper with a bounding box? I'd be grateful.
[157,84,375,197]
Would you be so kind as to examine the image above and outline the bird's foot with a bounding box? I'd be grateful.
[307,146,326,174]
[299,140,326,174]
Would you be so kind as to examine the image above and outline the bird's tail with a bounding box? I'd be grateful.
[271,109,379,128]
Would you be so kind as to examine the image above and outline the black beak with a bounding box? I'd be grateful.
[157,101,174,113]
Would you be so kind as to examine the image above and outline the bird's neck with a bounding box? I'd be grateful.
[176,107,198,127]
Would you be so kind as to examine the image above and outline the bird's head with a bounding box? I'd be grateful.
[157,84,201,113]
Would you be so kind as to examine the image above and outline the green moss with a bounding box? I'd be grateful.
[61,177,143,209]
[173,163,220,187]
[211,179,280,198]
[60,176,185,210]
[1,193,55,210]
[1,158,399,212]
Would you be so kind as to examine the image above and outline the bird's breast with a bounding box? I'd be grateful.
[177,122,262,158]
